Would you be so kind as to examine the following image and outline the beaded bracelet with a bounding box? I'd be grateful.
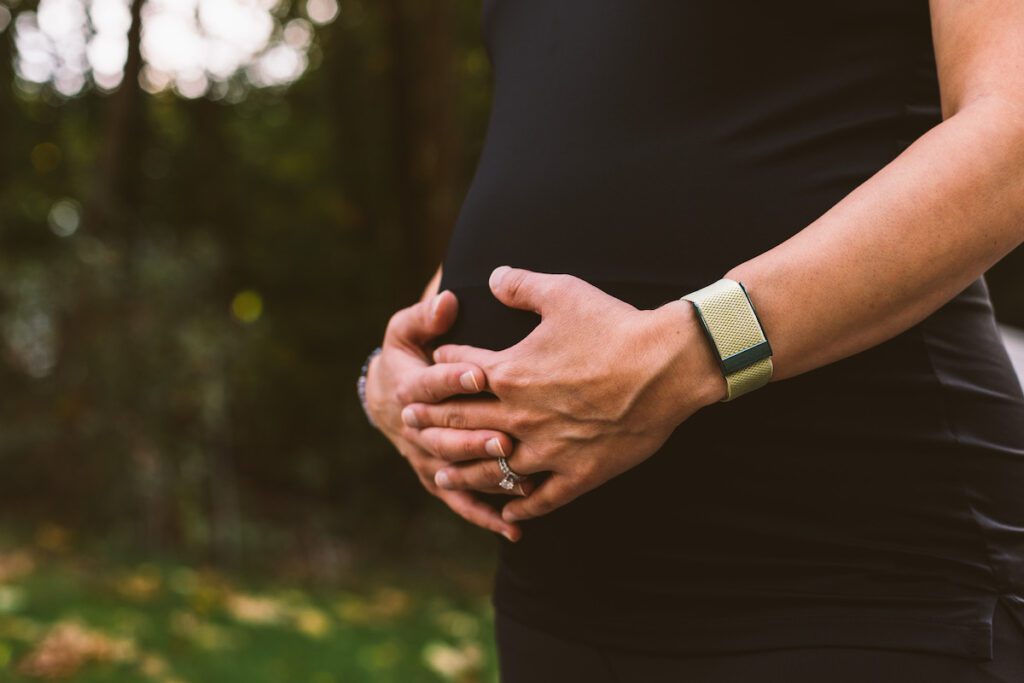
[356,345,383,428]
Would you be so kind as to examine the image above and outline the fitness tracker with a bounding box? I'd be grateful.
[681,278,773,401]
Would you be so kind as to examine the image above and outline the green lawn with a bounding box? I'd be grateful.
[0,542,499,683]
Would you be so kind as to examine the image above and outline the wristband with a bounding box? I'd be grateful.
[681,278,773,401]
[357,345,384,428]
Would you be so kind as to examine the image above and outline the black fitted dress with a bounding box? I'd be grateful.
[433,0,1024,676]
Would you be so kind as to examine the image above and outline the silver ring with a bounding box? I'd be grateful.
[497,456,525,491]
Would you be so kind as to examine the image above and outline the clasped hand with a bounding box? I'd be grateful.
[394,265,723,528]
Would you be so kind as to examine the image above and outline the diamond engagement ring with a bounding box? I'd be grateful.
[497,456,525,491]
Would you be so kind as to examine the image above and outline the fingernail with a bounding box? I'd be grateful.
[460,370,480,392]
[435,469,452,489]
[430,292,444,318]
[502,509,520,523]
[489,265,511,290]
[502,529,515,542]
[401,405,419,428]
[485,437,505,457]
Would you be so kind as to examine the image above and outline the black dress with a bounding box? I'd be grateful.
[433,0,1024,674]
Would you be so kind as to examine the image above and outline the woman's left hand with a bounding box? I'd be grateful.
[397,265,726,523]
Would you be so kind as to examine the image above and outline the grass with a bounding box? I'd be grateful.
[0,534,500,683]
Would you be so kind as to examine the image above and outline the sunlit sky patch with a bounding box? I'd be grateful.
[9,0,340,98]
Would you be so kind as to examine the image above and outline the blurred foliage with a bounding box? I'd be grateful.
[0,0,500,573]
[0,537,498,681]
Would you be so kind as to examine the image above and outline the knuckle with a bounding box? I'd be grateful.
[394,381,412,405]
[384,308,407,340]
[488,361,521,392]
[443,410,466,429]
[421,442,439,460]
[486,365,509,392]
[436,439,462,462]
[525,441,550,464]
[504,271,527,299]
[506,409,534,433]
[421,373,443,402]
[428,433,451,461]
[419,432,440,458]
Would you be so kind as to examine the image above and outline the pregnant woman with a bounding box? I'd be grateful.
[359,1,1024,680]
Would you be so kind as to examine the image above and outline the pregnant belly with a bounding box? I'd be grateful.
[428,274,1024,611]
[431,280,693,352]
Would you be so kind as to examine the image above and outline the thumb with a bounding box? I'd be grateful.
[489,265,564,315]
[384,289,458,350]
[425,289,459,335]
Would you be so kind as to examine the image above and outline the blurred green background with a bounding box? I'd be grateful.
[0,0,1021,680]
[0,0,500,680]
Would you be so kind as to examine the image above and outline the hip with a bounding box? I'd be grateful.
[494,598,1024,683]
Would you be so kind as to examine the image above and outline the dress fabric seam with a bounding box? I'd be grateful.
[917,323,1004,599]
[494,601,991,629]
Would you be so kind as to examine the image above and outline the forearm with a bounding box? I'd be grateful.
[667,96,1024,386]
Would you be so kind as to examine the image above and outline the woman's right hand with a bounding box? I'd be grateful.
[365,289,523,542]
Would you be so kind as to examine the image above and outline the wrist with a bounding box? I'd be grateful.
[358,345,385,429]
[650,298,729,415]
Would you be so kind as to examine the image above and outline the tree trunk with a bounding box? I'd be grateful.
[83,0,174,549]
[386,0,461,301]
[90,0,146,234]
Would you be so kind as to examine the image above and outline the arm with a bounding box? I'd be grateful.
[397,0,1024,523]
[659,0,1024,390]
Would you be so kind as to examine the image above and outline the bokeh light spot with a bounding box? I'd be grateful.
[306,0,339,26]
[232,290,263,324]
[48,199,82,237]
[284,18,314,50]
[14,0,320,97]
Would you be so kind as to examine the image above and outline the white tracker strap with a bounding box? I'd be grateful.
[682,278,773,401]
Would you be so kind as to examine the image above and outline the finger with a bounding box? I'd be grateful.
[435,457,538,496]
[405,446,523,541]
[431,343,501,368]
[500,474,580,522]
[488,265,572,316]
[395,361,489,406]
[438,489,522,542]
[401,396,519,434]
[412,426,515,463]
[434,440,544,493]
[384,290,458,349]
